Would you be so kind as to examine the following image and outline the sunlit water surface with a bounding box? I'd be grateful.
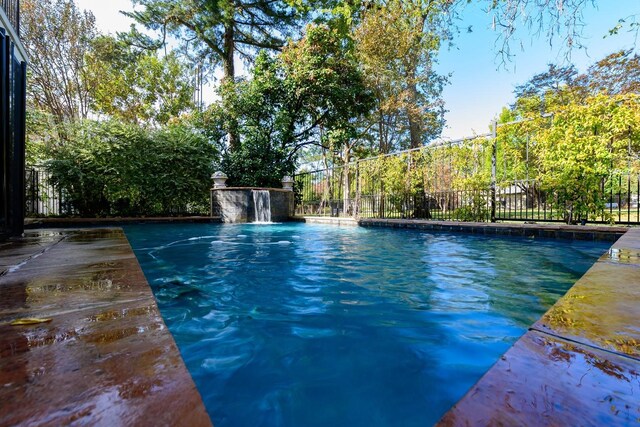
[125,223,608,427]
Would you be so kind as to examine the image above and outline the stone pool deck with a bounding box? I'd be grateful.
[0,229,211,426]
[358,217,629,241]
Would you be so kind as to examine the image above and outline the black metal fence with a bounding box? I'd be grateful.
[24,166,211,217]
[1,0,19,36]
[295,139,640,226]
[492,177,640,224]
[25,167,70,216]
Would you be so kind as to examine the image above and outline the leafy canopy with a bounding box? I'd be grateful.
[85,35,195,126]
[22,0,96,123]
[220,24,375,186]
[46,120,218,216]
[127,0,302,78]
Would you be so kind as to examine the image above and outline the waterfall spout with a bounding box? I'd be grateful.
[252,190,272,223]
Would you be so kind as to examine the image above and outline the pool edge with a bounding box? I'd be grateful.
[436,227,640,425]
[356,218,628,241]
[0,227,213,426]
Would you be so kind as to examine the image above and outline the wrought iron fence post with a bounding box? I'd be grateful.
[490,119,497,223]
[355,160,361,218]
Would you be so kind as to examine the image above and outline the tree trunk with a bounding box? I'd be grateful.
[223,20,239,152]
[378,111,386,153]
[407,81,422,149]
[407,12,429,150]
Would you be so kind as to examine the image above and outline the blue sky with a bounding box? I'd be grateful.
[76,0,638,139]
[438,1,639,138]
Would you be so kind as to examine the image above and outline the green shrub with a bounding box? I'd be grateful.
[454,193,489,222]
[46,119,217,216]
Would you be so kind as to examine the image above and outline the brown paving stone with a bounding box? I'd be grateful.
[599,247,640,266]
[0,228,212,426]
[0,232,66,273]
[0,298,211,426]
[613,231,640,250]
[533,261,640,359]
[438,331,640,426]
[355,218,628,240]
[9,244,138,275]
[0,257,152,319]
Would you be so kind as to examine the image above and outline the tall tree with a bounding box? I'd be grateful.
[354,0,449,152]
[511,50,640,117]
[22,0,96,124]
[127,0,305,82]
[220,24,374,186]
[514,64,580,99]
[513,63,585,113]
[584,49,640,95]
[127,0,305,149]
[85,35,195,126]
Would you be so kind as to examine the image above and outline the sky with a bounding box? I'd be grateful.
[436,1,639,138]
[75,0,638,140]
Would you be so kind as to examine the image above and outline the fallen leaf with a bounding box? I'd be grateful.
[10,318,52,326]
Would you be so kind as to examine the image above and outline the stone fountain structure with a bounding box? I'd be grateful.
[210,173,295,223]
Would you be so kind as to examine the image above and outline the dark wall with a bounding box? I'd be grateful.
[0,26,26,239]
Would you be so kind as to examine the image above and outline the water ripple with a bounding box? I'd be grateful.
[125,223,609,427]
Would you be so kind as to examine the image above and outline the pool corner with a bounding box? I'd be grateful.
[437,226,640,426]
[0,228,213,426]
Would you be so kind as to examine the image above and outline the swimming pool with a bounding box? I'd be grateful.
[125,223,609,426]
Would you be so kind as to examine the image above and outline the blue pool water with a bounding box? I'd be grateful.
[125,223,609,426]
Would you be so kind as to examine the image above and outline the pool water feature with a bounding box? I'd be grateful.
[124,223,609,427]
[252,190,272,223]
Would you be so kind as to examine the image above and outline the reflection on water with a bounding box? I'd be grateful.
[125,223,608,427]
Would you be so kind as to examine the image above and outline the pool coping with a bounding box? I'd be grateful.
[24,216,223,228]
[300,216,630,240]
[0,228,212,426]
[300,217,639,425]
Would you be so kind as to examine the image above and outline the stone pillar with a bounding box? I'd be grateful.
[212,171,228,189]
[282,176,294,191]
[281,176,295,218]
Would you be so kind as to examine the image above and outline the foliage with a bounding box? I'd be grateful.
[169,105,228,147]
[497,94,639,222]
[454,192,489,222]
[219,24,374,187]
[493,50,640,222]
[474,0,603,65]
[127,0,302,79]
[22,0,96,124]
[26,110,60,165]
[84,35,195,126]
[583,49,640,95]
[46,120,217,216]
[353,0,449,152]
[127,0,308,150]
[514,64,582,105]
[534,94,640,221]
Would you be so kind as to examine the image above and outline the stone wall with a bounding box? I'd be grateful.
[211,188,294,223]
[269,189,294,222]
